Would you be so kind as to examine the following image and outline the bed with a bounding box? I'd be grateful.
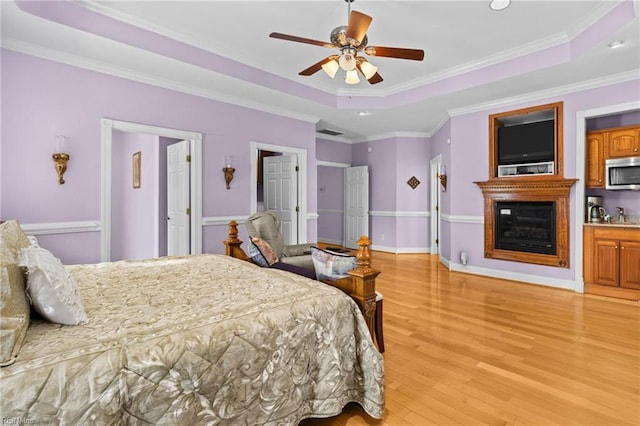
[0,220,384,424]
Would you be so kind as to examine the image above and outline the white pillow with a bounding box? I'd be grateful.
[18,246,88,325]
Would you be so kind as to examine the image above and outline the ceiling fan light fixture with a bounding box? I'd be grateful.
[321,59,340,78]
[489,0,510,10]
[359,61,378,80]
[345,69,360,84]
[338,49,357,71]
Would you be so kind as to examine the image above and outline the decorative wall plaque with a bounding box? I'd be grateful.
[407,176,420,189]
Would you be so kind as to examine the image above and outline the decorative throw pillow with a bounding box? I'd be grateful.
[310,246,357,283]
[0,220,31,367]
[248,237,279,267]
[18,246,88,325]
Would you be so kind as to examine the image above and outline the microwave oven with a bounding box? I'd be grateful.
[605,157,640,190]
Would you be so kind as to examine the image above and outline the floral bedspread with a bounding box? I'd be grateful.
[0,254,384,425]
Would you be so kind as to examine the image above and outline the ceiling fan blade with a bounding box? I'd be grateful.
[299,56,336,76]
[346,11,372,44]
[269,32,333,48]
[367,72,384,85]
[365,46,425,61]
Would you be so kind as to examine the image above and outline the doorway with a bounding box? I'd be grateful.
[574,101,640,292]
[100,119,203,262]
[250,141,308,244]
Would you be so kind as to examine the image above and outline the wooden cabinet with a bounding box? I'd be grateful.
[585,131,605,188]
[584,226,640,300]
[585,125,640,188]
[620,241,640,289]
[607,127,640,158]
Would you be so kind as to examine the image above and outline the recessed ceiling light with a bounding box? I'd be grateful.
[358,111,371,117]
[608,40,624,49]
[490,0,511,11]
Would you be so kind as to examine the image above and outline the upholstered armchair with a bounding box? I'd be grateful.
[245,211,315,271]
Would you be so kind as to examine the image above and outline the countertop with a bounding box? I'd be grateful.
[584,221,640,228]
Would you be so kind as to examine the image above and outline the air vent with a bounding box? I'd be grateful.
[317,129,343,136]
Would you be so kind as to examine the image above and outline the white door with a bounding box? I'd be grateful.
[167,140,190,256]
[344,166,369,249]
[263,155,298,244]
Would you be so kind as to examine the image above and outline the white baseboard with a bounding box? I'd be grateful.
[371,244,431,254]
[449,262,577,291]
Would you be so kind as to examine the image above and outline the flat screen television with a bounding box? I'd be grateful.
[497,120,555,165]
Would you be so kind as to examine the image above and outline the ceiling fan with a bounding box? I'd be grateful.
[269,0,424,85]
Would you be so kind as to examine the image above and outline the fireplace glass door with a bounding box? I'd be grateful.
[495,201,556,255]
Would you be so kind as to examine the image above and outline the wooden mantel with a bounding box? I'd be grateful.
[475,177,577,268]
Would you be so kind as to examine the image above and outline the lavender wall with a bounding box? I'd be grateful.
[438,79,640,284]
[316,138,352,164]
[352,136,431,252]
[396,138,430,251]
[111,131,158,261]
[586,110,640,131]
[317,166,344,244]
[1,50,317,263]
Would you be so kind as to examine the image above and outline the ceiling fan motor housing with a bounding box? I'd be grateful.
[330,26,368,50]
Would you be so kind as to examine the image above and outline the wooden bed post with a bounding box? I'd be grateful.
[347,236,380,339]
[223,220,251,262]
[223,221,380,339]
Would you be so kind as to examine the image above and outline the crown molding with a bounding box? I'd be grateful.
[315,134,354,144]
[351,131,431,144]
[2,38,321,125]
[448,70,640,118]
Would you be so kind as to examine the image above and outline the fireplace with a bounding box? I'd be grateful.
[474,178,576,268]
[495,201,556,255]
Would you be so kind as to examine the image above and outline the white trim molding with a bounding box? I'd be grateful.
[573,100,640,294]
[101,119,203,262]
[449,262,576,292]
[202,216,247,226]
[317,160,350,168]
[21,221,101,235]
[372,245,431,254]
[370,211,430,217]
[449,70,639,118]
[441,213,483,224]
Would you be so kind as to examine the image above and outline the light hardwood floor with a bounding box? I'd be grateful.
[302,251,640,426]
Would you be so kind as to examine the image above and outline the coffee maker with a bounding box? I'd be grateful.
[586,196,605,223]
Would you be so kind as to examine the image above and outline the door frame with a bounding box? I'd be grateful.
[250,141,308,243]
[574,100,640,293]
[430,155,443,255]
[101,119,203,262]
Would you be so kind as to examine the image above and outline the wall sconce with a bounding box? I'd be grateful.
[438,164,447,192]
[53,135,70,185]
[223,155,235,190]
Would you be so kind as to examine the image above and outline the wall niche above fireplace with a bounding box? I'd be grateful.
[489,101,563,179]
